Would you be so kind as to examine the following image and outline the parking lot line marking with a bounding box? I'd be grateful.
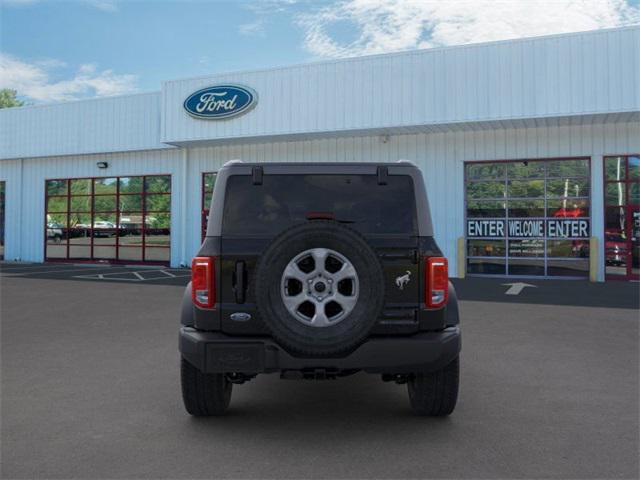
[72,274,191,282]
[138,274,191,281]
[73,273,139,281]
[502,282,537,295]
[71,269,191,282]
[0,266,134,276]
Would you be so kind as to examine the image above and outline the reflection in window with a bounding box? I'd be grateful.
[465,158,591,278]
[202,172,218,240]
[119,247,143,261]
[508,259,545,276]
[506,161,545,179]
[70,196,91,212]
[467,258,506,275]
[70,179,92,194]
[546,159,589,178]
[119,194,142,211]
[605,157,626,181]
[466,163,506,180]
[46,244,67,258]
[507,180,545,198]
[508,200,545,218]
[466,182,505,199]
[93,213,116,226]
[45,175,171,263]
[145,175,171,193]
[603,155,640,279]
[94,246,117,259]
[629,156,639,180]
[547,199,589,218]
[69,213,91,230]
[145,194,171,212]
[547,260,589,276]
[46,213,67,228]
[47,197,67,212]
[509,240,544,257]
[145,247,170,262]
[47,180,67,196]
[547,240,589,258]
[467,240,506,257]
[93,178,117,194]
[466,200,506,218]
[146,213,170,229]
[0,182,4,260]
[119,177,143,193]
[605,183,625,205]
[630,183,639,205]
[547,179,589,198]
[605,207,626,233]
[69,245,91,259]
[93,195,117,212]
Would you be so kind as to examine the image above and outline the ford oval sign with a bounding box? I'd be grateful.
[183,84,257,120]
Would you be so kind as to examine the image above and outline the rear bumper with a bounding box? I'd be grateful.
[179,326,461,374]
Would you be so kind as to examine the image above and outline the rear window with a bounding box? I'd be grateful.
[221,174,417,235]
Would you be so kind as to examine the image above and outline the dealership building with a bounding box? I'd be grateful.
[0,26,638,281]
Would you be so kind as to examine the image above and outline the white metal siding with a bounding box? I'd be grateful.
[0,92,168,160]
[2,121,638,279]
[162,27,640,145]
[184,121,639,279]
[0,159,22,260]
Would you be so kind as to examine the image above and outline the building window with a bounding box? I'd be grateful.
[603,155,639,280]
[201,172,217,240]
[465,158,591,277]
[45,175,171,263]
[0,181,5,260]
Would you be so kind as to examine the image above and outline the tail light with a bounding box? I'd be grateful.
[192,256,216,309]
[425,257,448,308]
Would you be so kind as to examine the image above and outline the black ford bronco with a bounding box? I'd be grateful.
[180,161,460,416]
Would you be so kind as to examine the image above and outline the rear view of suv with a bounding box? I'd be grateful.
[180,161,460,416]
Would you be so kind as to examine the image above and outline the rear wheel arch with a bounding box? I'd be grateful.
[181,282,195,327]
[445,281,460,327]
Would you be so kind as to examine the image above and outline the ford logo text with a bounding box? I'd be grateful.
[183,85,257,120]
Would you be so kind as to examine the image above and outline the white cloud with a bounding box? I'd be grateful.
[83,0,118,12]
[0,53,138,102]
[239,19,266,36]
[245,0,298,15]
[297,0,640,58]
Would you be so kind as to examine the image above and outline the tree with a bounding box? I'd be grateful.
[0,89,25,109]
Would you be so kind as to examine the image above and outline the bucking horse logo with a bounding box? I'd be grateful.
[395,270,411,290]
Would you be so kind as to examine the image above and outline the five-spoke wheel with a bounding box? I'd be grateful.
[281,248,359,327]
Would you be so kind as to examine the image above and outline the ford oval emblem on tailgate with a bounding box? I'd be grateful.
[230,312,252,322]
[183,84,257,120]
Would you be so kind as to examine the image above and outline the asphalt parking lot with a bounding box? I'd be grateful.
[1,262,638,479]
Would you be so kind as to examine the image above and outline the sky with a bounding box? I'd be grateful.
[1,0,639,104]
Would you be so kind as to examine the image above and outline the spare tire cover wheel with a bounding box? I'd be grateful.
[255,221,385,357]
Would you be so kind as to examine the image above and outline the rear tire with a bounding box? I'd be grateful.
[407,356,459,416]
[181,358,232,416]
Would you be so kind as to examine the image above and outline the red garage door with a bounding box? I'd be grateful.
[604,155,639,281]
[45,175,171,264]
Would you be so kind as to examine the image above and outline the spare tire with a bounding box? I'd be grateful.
[255,221,384,357]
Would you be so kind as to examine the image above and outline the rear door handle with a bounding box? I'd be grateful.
[234,261,246,304]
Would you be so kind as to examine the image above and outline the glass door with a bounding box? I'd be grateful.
[632,206,639,278]
[604,155,639,280]
[0,181,5,260]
